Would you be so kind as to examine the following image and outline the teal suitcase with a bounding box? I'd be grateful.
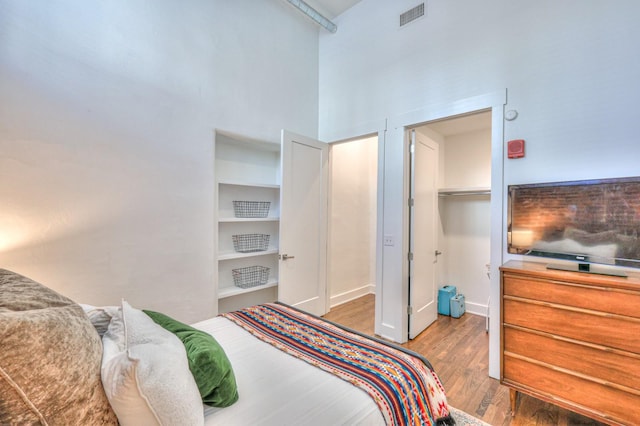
[437,285,457,316]
[450,294,466,318]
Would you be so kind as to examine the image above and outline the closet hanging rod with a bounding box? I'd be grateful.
[438,187,491,197]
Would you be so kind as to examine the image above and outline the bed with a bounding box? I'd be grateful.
[199,303,452,425]
[0,268,454,426]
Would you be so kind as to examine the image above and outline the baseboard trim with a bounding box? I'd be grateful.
[465,301,488,317]
[330,284,375,308]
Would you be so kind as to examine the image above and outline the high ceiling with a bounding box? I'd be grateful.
[305,0,362,19]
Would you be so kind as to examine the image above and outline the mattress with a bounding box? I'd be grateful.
[193,315,385,425]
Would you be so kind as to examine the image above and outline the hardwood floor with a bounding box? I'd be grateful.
[323,294,607,426]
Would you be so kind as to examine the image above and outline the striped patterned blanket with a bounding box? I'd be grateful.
[222,303,453,426]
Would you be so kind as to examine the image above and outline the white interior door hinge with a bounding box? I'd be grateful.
[407,306,413,315]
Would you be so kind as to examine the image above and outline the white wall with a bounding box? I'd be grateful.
[439,197,491,314]
[0,0,320,323]
[318,0,640,376]
[329,136,377,306]
[442,129,491,189]
[320,1,640,159]
[438,129,491,316]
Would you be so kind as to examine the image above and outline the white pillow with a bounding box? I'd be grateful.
[101,301,204,426]
[80,303,119,337]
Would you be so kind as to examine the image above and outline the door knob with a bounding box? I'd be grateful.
[281,254,295,260]
[435,250,442,256]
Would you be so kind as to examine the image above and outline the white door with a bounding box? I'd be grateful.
[279,130,329,316]
[409,129,439,339]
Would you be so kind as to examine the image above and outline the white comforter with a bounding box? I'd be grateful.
[193,316,385,426]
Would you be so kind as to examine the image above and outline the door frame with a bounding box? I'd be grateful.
[322,120,387,320]
[382,90,506,379]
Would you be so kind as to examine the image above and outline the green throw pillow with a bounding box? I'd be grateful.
[143,310,239,407]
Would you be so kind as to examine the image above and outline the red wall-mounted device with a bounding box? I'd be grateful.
[507,139,525,158]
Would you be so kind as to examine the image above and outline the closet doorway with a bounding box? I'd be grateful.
[327,135,378,318]
[413,111,492,326]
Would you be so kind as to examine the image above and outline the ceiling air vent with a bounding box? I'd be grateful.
[400,3,425,27]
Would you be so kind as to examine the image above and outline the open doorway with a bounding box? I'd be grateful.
[409,110,492,338]
[327,135,378,326]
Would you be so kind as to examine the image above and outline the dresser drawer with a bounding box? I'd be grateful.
[503,273,640,319]
[503,356,640,425]
[503,298,640,353]
[503,326,640,391]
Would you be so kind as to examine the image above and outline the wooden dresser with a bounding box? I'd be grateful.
[500,260,640,425]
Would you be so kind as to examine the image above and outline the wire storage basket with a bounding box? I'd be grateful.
[232,266,270,289]
[232,234,270,253]
[232,201,271,218]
